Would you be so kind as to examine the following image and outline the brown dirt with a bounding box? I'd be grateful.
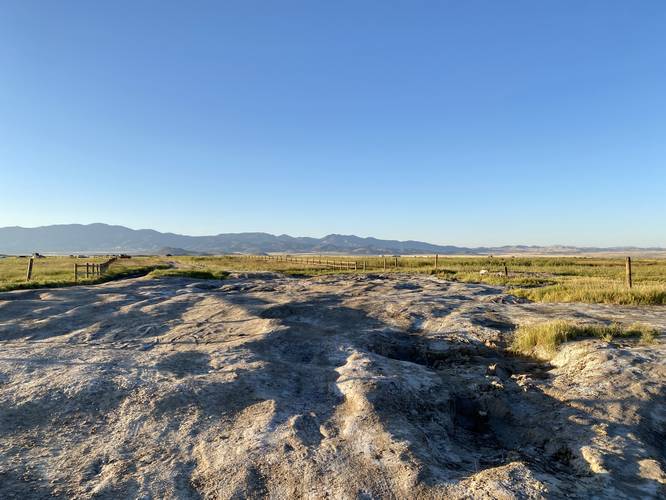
[0,273,664,499]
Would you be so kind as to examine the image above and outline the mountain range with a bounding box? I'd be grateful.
[0,224,663,256]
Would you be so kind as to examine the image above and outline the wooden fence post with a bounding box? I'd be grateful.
[394,256,398,268]
[26,257,34,281]
[434,254,438,271]
[504,263,508,277]
[626,257,632,289]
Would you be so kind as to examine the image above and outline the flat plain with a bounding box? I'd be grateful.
[2,254,666,304]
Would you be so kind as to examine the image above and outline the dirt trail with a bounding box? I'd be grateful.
[0,274,664,498]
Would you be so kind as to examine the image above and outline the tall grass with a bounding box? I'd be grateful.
[511,320,658,359]
[512,279,666,305]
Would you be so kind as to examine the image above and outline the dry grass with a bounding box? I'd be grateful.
[1,254,665,305]
[511,320,658,359]
[454,272,554,288]
[511,279,666,305]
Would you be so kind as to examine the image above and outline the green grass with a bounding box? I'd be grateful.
[511,320,659,359]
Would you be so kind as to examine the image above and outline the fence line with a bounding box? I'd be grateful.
[19,254,638,290]
[74,257,118,282]
[236,253,448,272]
[235,254,415,272]
[251,254,359,270]
[230,254,635,288]
[247,254,444,272]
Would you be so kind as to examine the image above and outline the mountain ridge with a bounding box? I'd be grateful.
[0,224,663,256]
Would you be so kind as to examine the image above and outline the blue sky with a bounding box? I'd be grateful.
[1,1,664,246]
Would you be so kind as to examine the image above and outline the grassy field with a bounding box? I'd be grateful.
[444,256,666,306]
[1,254,665,305]
[0,256,169,292]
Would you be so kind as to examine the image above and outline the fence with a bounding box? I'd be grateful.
[246,254,438,272]
[16,254,638,290]
[241,254,412,271]
[74,257,117,283]
[253,254,358,270]
[234,254,636,289]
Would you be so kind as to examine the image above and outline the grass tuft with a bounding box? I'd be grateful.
[625,322,658,344]
[511,320,659,359]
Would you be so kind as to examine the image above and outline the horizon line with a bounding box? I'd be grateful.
[1,222,665,250]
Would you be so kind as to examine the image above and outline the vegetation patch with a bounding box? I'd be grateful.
[512,280,666,306]
[511,320,659,359]
[0,256,170,293]
[0,264,172,293]
[432,269,457,278]
[454,272,554,288]
[148,269,229,280]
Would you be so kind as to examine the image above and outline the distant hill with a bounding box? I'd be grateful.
[0,224,663,256]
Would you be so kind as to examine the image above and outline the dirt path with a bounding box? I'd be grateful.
[0,274,664,498]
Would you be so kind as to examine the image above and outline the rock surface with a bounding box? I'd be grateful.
[0,274,664,498]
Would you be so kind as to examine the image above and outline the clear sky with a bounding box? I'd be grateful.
[1,1,664,246]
